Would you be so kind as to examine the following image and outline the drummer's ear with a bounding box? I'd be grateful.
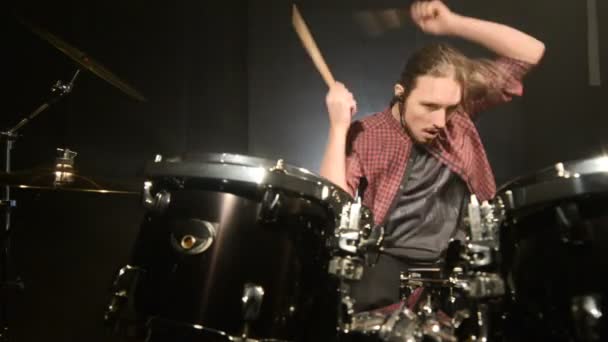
[394,84,405,98]
[393,83,405,103]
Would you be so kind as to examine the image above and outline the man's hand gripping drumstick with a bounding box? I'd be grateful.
[292,4,358,121]
[292,4,356,191]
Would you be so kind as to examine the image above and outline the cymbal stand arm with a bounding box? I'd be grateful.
[8,69,80,135]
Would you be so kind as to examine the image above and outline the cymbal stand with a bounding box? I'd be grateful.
[0,69,79,341]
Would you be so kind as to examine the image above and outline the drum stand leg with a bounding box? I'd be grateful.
[475,303,489,342]
[0,132,20,342]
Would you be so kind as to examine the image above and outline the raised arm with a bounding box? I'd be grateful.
[410,1,545,64]
[320,82,357,193]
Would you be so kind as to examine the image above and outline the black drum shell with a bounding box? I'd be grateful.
[131,186,340,341]
[498,173,608,340]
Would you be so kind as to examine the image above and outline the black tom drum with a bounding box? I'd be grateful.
[106,153,374,341]
[496,156,608,341]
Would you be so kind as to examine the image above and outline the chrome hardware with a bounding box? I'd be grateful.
[104,265,144,325]
[332,189,343,204]
[242,283,265,322]
[555,161,575,178]
[462,243,493,268]
[338,229,360,254]
[258,189,281,223]
[420,314,457,342]
[142,182,171,214]
[341,293,356,318]
[451,309,471,329]
[328,256,364,280]
[349,310,389,334]
[466,195,503,250]
[348,198,362,231]
[328,196,377,284]
[334,197,375,255]
[379,303,423,342]
[504,190,514,210]
[338,197,364,231]
[474,304,490,342]
[400,269,504,301]
[335,281,357,333]
[153,190,171,212]
[456,273,505,299]
[468,195,483,241]
[572,294,603,341]
[170,219,216,255]
[180,235,197,250]
[55,148,77,166]
[269,159,285,173]
[53,148,77,185]
[142,181,154,208]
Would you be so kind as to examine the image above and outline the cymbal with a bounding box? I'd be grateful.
[0,168,140,195]
[17,16,147,102]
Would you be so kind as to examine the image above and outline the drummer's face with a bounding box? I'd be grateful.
[398,75,462,144]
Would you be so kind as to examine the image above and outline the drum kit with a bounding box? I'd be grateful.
[4,11,608,342]
[98,153,608,342]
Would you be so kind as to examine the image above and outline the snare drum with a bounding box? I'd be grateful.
[495,156,608,341]
[104,153,375,341]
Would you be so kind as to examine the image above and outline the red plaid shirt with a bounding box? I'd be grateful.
[345,57,534,225]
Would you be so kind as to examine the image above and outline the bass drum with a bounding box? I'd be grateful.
[106,153,373,342]
[495,156,608,341]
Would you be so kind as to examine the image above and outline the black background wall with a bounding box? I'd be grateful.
[6,2,248,341]
[3,0,607,341]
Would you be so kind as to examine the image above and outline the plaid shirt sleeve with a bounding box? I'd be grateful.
[344,121,365,197]
[466,57,535,119]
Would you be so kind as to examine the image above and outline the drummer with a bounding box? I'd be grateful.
[320,0,544,312]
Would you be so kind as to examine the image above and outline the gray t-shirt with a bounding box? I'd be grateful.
[382,145,469,262]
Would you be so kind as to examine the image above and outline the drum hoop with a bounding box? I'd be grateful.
[496,156,608,211]
[143,155,374,230]
[498,156,608,191]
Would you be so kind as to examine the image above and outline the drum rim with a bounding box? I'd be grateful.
[161,152,325,182]
[143,153,374,228]
[496,156,608,211]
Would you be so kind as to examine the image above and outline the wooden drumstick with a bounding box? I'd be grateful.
[292,4,335,88]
